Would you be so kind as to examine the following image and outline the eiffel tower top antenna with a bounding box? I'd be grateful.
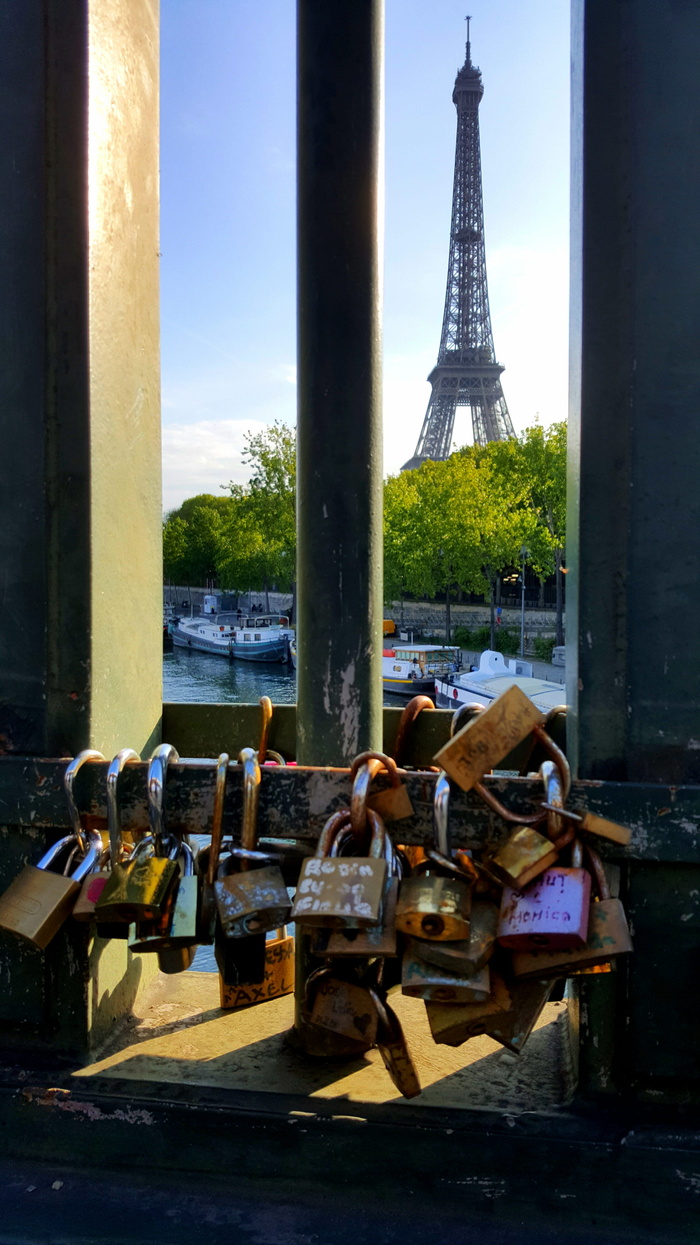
[465,14,471,66]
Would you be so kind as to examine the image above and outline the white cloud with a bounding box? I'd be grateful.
[162,418,268,512]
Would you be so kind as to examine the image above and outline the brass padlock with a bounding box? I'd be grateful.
[0,750,104,949]
[129,840,197,953]
[426,971,514,1046]
[485,757,568,891]
[415,898,499,977]
[219,926,295,1010]
[157,846,198,974]
[395,771,471,941]
[370,989,421,1099]
[512,845,633,980]
[306,966,380,1047]
[310,814,400,958]
[88,748,141,938]
[402,944,491,1003]
[480,976,554,1054]
[291,804,388,930]
[350,750,414,823]
[95,747,180,923]
[214,748,291,937]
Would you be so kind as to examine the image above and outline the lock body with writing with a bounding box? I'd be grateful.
[402,945,491,1003]
[214,748,291,937]
[219,926,295,1009]
[291,808,387,929]
[497,838,591,951]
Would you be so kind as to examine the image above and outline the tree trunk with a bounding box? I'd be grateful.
[445,585,451,643]
[538,577,545,608]
[555,547,564,646]
[264,578,270,613]
[489,575,496,649]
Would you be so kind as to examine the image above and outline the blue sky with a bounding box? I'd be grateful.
[160,1,570,511]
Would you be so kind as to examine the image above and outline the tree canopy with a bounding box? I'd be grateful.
[163,419,566,635]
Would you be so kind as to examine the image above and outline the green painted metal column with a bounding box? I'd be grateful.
[568,0,700,1094]
[0,0,161,1056]
[296,0,385,766]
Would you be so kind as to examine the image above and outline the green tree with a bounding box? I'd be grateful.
[218,421,296,612]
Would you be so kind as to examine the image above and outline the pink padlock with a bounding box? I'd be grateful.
[496,840,591,951]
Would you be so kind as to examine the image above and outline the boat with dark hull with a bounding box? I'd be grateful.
[170,614,293,664]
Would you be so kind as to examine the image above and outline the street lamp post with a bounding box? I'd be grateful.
[520,546,528,658]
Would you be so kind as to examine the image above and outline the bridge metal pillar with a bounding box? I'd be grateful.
[296,0,384,766]
[568,0,700,1093]
[0,0,161,1055]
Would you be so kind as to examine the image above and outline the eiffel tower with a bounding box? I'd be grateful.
[402,19,514,471]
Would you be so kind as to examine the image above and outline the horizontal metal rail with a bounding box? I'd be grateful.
[0,756,696,863]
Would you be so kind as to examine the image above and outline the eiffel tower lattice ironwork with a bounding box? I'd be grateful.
[402,20,514,471]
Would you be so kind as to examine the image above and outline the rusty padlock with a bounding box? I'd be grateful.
[395,771,471,941]
[291,799,388,930]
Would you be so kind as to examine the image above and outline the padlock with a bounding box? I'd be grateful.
[0,832,99,950]
[0,750,105,949]
[512,845,633,980]
[497,837,592,951]
[129,841,198,952]
[485,757,567,891]
[426,971,514,1045]
[95,747,181,923]
[307,966,380,1047]
[214,748,291,937]
[371,989,421,1099]
[197,752,229,945]
[291,806,387,930]
[402,945,491,1003]
[395,771,471,941]
[415,898,499,977]
[351,750,414,823]
[480,977,554,1054]
[434,683,545,790]
[219,926,295,1009]
[88,748,141,937]
[310,817,400,958]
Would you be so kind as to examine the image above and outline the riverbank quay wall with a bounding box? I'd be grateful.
[0,3,698,1240]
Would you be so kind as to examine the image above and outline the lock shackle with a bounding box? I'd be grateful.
[450,702,485,739]
[421,846,470,882]
[532,725,571,802]
[107,748,140,867]
[331,816,395,871]
[238,747,261,854]
[350,751,404,841]
[258,696,273,765]
[223,846,276,868]
[540,759,574,849]
[434,770,451,857]
[583,844,610,900]
[571,838,584,869]
[365,808,387,859]
[316,809,353,858]
[147,744,180,854]
[70,829,104,884]
[262,749,286,767]
[37,834,80,874]
[392,696,436,769]
[176,840,196,878]
[208,753,229,888]
[64,750,106,856]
